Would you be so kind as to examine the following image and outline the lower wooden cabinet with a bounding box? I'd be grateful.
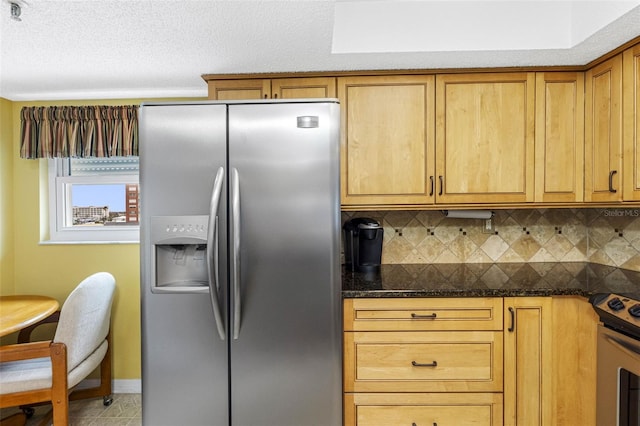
[345,393,504,426]
[344,296,597,426]
[503,297,552,426]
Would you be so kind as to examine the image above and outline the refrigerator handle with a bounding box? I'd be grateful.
[207,166,226,340]
[231,167,242,340]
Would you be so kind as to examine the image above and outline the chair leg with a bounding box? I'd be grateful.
[50,342,69,426]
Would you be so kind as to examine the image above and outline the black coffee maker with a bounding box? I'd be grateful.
[343,218,383,273]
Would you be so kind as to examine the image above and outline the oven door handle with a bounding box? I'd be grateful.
[603,334,640,358]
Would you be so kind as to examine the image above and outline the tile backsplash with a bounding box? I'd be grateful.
[341,208,640,272]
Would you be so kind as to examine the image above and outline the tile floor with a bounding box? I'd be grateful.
[1,393,141,426]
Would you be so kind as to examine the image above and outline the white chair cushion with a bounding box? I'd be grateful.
[0,356,51,394]
[0,340,108,394]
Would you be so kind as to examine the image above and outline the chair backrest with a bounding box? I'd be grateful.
[53,272,116,372]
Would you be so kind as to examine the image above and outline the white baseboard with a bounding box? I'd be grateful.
[76,379,141,394]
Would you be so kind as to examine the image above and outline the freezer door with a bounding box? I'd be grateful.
[140,103,229,426]
[228,102,342,426]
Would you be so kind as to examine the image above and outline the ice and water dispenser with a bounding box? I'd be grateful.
[151,216,210,293]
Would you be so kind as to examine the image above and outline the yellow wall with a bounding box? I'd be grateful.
[1,98,15,295]
[5,97,203,380]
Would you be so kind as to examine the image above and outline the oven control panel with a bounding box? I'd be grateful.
[591,293,640,339]
[604,295,640,318]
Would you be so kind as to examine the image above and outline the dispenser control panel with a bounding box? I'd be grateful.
[164,222,206,236]
[151,215,209,244]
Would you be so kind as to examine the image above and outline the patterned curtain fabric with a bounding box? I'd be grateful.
[19,105,138,159]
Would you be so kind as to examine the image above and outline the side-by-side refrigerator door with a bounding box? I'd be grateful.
[228,101,342,426]
[140,103,229,426]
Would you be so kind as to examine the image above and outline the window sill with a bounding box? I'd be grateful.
[39,239,140,246]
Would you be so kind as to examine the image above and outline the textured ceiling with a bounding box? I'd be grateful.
[1,0,640,101]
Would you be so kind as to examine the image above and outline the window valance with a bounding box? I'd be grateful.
[20,105,138,159]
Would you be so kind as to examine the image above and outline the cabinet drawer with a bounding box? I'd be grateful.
[344,331,503,392]
[345,393,504,426]
[344,298,503,331]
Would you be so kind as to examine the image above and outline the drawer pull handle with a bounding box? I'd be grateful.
[508,307,515,332]
[412,360,438,367]
[411,313,437,319]
[412,423,437,426]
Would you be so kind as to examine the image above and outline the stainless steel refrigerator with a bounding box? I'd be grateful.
[139,100,342,426]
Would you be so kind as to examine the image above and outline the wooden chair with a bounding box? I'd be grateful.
[0,272,116,425]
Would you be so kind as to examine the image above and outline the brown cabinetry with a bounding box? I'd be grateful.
[204,40,640,208]
[345,296,597,426]
[534,72,585,203]
[339,72,538,208]
[344,298,504,426]
[345,393,504,426]
[503,297,552,426]
[338,75,435,207]
[435,73,536,204]
[585,54,623,202]
[549,296,598,426]
[624,44,640,200]
[206,77,336,100]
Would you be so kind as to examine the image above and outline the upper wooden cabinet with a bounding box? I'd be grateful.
[534,72,585,203]
[435,73,536,204]
[207,77,336,100]
[271,77,336,99]
[338,75,435,207]
[208,79,271,100]
[204,40,640,209]
[585,54,623,202]
[624,44,640,201]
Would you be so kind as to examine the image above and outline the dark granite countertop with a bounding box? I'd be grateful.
[342,262,640,299]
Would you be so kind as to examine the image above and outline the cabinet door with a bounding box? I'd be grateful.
[550,297,597,426]
[534,72,585,202]
[624,44,640,200]
[436,73,535,203]
[585,54,623,201]
[503,297,552,426]
[338,75,435,207]
[271,77,336,99]
[207,79,271,100]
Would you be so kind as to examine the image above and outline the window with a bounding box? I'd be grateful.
[48,157,139,243]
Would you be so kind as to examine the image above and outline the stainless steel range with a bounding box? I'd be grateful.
[590,293,640,426]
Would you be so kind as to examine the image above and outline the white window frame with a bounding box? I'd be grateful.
[47,158,140,244]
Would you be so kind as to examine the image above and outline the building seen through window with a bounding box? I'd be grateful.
[71,183,139,225]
